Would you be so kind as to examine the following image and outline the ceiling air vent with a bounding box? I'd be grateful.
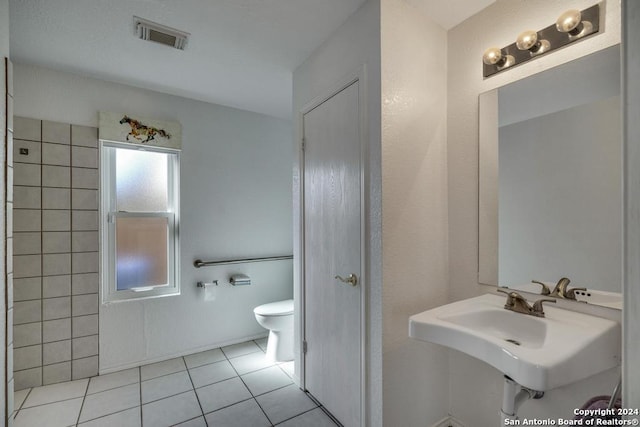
[134,17,190,50]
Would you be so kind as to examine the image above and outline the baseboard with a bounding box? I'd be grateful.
[431,415,465,427]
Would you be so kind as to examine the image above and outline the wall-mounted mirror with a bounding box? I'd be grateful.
[479,44,621,309]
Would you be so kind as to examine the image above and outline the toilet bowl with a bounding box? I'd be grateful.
[253,299,294,362]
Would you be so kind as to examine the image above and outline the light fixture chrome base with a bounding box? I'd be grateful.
[482,3,600,78]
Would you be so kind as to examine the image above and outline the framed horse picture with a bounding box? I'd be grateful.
[99,111,182,149]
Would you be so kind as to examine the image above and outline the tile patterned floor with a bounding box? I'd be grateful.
[12,338,340,427]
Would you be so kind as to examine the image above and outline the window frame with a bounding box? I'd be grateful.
[100,140,181,303]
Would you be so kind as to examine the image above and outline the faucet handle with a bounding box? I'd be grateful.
[497,289,525,308]
[531,280,551,295]
[531,298,556,317]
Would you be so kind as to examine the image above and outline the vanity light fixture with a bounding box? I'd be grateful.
[482,3,600,78]
[482,47,515,69]
[515,30,550,55]
[556,9,594,40]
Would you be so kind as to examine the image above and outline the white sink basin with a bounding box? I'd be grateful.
[409,293,620,391]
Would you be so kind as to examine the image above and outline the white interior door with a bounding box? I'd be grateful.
[303,80,362,427]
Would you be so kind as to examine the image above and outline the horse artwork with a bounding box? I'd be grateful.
[119,115,172,144]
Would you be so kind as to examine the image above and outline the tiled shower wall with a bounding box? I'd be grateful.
[12,117,99,390]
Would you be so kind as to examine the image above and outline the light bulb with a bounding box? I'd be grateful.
[556,9,582,33]
[516,30,538,51]
[482,47,502,65]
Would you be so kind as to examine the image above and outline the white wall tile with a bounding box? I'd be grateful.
[72,315,98,338]
[13,323,42,348]
[42,210,70,231]
[71,189,98,210]
[43,318,71,343]
[12,139,41,165]
[42,142,70,166]
[14,367,42,390]
[43,275,71,298]
[72,335,98,359]
[13,117,41,141]
[42,188,70,209]
[42,253,71,276]
[13,277,41,301]
[14,345,42,371]
[72,273,99,295]
[13,300,42,325]
[72,211,98,231]
[13,163,41,186]
[13,186,41,209]
[42,165,71,188]
[71,125,98,148]
[42,297,71,320]
[72,232,98,253]
[42,232,71,254]
[71,168,98,189]
[72,355,99,380]
[71,146,98,169]
[43,361,72,385]
[13,232,41,255]
[43,340,71,365]
[72,252,98,274]
[13,209,41,232]
[72,294,98,316]
[13,254,41,279]
[42,121,70,144]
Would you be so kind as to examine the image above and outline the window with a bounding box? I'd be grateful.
[101,142,180,302]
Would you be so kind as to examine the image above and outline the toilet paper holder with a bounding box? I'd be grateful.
[229,274,251,286]
[197,280,218,288]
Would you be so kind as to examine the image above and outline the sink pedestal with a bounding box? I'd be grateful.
[500,376,543,425]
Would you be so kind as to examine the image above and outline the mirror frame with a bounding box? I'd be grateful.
[478,45,622,305]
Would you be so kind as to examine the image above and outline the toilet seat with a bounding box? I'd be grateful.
[254,299,294,316]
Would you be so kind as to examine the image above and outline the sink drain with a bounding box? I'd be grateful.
[505,338,521,346]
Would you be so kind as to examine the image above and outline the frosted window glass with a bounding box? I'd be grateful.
[116,217,168,290]
[116,149,168,211]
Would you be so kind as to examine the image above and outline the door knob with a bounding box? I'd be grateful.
[335,273,358,287]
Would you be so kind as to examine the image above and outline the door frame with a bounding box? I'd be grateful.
[297,65,368,426]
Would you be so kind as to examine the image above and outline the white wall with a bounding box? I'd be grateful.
[381,0,449,425]
[292,0,382,424]
[13,64,293,371]
[623,0,640,408]
[447,0,621,423]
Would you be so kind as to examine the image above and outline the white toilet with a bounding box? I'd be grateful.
[253,299,294,362]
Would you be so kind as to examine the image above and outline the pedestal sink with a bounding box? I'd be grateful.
[409,293,620,391]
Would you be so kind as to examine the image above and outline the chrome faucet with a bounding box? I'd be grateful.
[498,289,556,318]
[531,280,551,295]
[549,277,586,300]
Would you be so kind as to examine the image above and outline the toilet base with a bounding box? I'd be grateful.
[266,328,294,362]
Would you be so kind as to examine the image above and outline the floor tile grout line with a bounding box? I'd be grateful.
[182,355,209,427]
[85,378,140,397]
[20,386,88,411]
[224,349,275,426]
[73,378,90,426]
[14,387,33,416]
[74,405,138,427]
[75,401,140,425]
[272,406,321,426]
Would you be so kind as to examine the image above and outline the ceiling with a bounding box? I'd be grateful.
[9,0,494,120]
